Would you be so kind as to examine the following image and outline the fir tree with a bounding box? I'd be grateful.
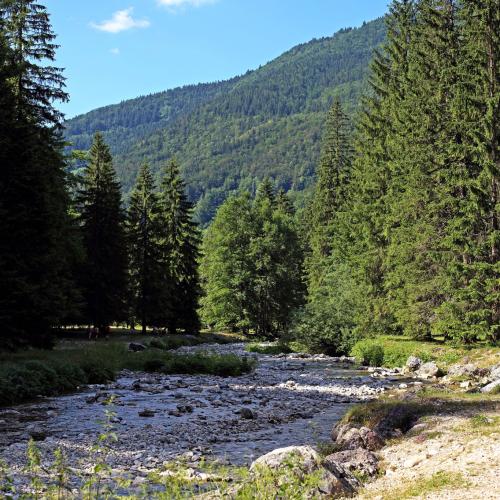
[0,0,67,124]
[77,133,128,328]
[0,0,77,347]
[276,188,295,215]
[158,159,201,334]
[126,164,163,333]
[307,99,352,293]
[255,177,276,205]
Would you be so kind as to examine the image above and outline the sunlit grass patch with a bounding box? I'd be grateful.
[372,471,469,500]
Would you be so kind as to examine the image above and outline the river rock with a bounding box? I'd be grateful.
[250,445,320,472]
[416,361,442,379]
[359,426,384,451]
[447,363,481,378]
[320,460,361,496]
[138,409,155,417]
[488,364,500,381]
[251,445,360,497]
[480,379,500,394]
[406,356,422,372]
[323,448,379,477]
[239,408,254,419]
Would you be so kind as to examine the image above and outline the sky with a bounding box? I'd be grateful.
[43,0,390,118]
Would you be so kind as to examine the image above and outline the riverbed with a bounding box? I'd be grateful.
[0,343,405,481]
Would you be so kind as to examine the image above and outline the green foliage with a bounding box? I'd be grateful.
[157,159,201,334]
[349,336,467,368]
[77,132,129,327]
[127,164,164,333]
[0,0,80,348]
[351,339,385,367]
[296,100,361,355]
[245,343,293,355]
[0,342,254,406]
[200,185,305,338]
[64,19,387,224]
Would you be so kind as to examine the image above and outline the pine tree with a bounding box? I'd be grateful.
[434,0,500,343]
[77,133,128,328]
[382,0,460,339]
[255,177,276,205]
[158,159,201,334]
[307,99,352,293]
[348,0,416,336]
[0,0,77,347]
[127,164,163,333]
[0,0,67,124]
[276,188,295,215]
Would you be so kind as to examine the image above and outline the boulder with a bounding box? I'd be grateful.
[416,361,442,379]
[332,423,384,451]
[447,363,480,378]
[489,364,500,381]
[323,448,379,477]
[359,426,384,451]
[250,445,320,473]
[320,461,360,497]
[337,428,365,450]
[480,379,500,394]
[251,446,359,498]
[406,356,422,372]
[128,342,147,352]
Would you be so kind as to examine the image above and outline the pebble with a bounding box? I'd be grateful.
[0,342,405,491]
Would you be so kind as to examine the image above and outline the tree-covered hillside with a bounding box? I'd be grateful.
[65,18,386,223]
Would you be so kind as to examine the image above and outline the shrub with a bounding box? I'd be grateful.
[246,343,293,355]
[143,359,166,372]
[351,340,384,366]
[78,361,115,385]
[149,339,166,350]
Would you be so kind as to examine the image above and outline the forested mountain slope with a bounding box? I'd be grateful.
[65,18,385,223]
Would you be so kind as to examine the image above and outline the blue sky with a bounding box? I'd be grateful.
[44,0,389,118]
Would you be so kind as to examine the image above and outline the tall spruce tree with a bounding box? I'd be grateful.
[78,133,128,328]
[434,0,500,343]
[306,99,352,292]
[383,0,461,339]
[348,0,416,336]
[0,0,77,348]
[127,164,163,333]
[158,159,201,334]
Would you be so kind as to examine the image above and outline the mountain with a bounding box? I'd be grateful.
[64,17,386,223]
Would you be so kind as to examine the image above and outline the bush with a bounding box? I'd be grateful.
[246,343,293,355]
[351,340,384,366]
[143,359,166,372]
[149,339,166,350]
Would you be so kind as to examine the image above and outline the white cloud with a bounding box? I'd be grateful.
[157,0,217,10]
[110,48,120,55]
[91,8,150,34]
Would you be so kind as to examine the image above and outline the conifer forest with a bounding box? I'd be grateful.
[0,1,499,499]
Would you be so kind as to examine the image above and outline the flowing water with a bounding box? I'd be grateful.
[0,343,405,481]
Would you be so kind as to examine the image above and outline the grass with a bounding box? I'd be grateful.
[245,342,294,355]
[373,471,469,499]
[350,335,499,369]
[0,341,255,406]
[340,386,500,435]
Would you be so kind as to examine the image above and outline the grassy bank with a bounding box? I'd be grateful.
[350,335,499,369]
[0,340,255,407]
